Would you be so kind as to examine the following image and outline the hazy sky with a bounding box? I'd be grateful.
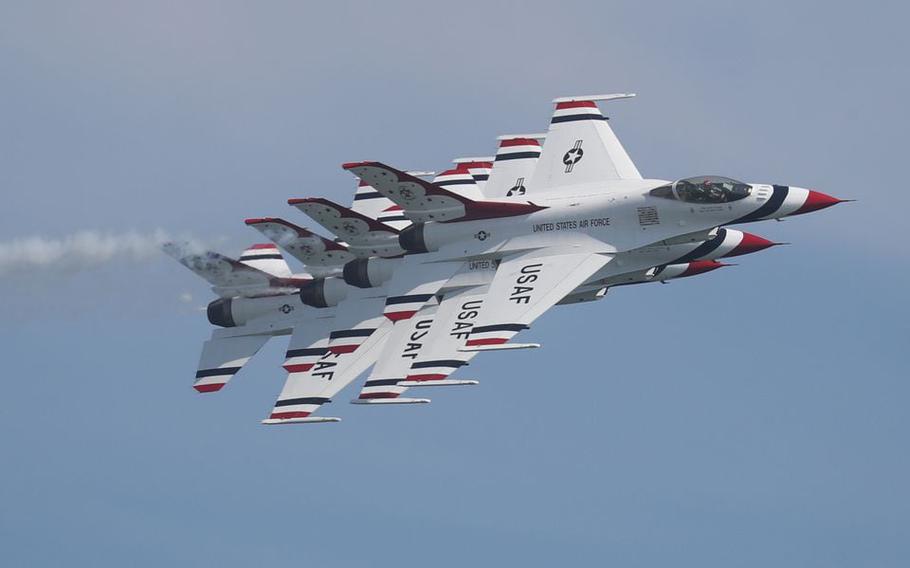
[1,1,908,566]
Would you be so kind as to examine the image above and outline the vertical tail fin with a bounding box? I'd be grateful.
[431,165,485,201]
[484,135,544,198]
[527,94,641,193]
[238,244,292,277]
[452,158,494,193]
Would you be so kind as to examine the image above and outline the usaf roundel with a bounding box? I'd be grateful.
[563,140,584,173]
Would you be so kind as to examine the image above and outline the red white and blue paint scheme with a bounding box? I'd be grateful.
[164,93,846,423]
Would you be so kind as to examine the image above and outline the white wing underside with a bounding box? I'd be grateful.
[264,293,393,423]
[193,333,272,393]
[463,249,612,348]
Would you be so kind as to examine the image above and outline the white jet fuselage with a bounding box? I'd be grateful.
[416,180,801,261]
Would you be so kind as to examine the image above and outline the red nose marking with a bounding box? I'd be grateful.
[680,260,727,277]
[725,232,776,257]
[792,190,843,216]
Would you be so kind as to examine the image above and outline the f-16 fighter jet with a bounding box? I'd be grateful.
[167,93,845,423]
[164,223,365,393]
[307,95,843,417]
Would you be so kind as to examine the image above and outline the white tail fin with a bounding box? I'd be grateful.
[484,136,543,198]
[431,165,485,200]
[351,179,398,221]
[527,94,641,194]
[452,158,494,193]
[238,244,292,277]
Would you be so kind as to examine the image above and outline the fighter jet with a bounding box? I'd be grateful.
[167,93,845,423]
[270,95,842,421]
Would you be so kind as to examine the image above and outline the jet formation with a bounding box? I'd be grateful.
[164,93,846,424]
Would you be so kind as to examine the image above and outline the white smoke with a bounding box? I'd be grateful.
[0,229,201,275]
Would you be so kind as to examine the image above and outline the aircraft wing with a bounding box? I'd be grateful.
[244,217,354,274]
[358,288,484,400]
[463,249,612,349]
[262,293,393,424]
[193,331,272,393]
[380,255,466,322]
[355,300,439,403]
[342,161,546,223]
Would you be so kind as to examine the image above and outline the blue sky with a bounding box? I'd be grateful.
[1,1,907,566]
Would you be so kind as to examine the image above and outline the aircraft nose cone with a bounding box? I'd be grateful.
[681,260,728,277]
[792,190,843,216]
[725,232,776,258]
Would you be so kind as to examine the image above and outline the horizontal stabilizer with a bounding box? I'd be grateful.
[350,397,431,405]
[398,379,479,387]
[342,161,546,223]
[261,416,341,425]
[289,197,404,257]
[163,242,306,297]
[458,342,540,352]
[244,217,354,270]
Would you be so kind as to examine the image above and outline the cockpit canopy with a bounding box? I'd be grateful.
[649,176,752,203]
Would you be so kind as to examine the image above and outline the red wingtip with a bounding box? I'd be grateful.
[268,411,311,420]
[342,161,374,170]
[287,197,312,205]
[385,310,417,322]
[358,392,400,400]
[244,217,276,225]
[247,243,278,250]
[194,383,225,393]
[465,338,509,347]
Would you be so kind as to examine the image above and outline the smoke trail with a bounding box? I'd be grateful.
[0,230,202,275]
